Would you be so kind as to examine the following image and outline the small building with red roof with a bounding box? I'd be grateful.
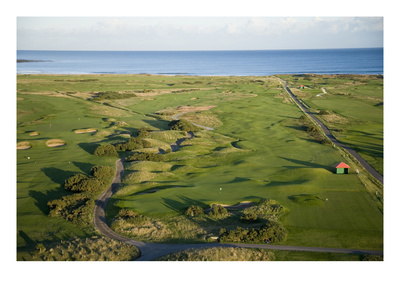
[335,162,350,174]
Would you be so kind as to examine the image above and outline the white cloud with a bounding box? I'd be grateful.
[17,17,383,51]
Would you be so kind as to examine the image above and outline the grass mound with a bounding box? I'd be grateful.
[46,139,66,147]
[17,141,32,150]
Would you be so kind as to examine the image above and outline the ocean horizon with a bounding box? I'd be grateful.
[17,48,383,76]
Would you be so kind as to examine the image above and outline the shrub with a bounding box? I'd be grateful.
[137,127,152,138]
[48,193,93,225]
[115,137,151,151]
[115,208,139,219]
[240,212,259,223]
[90,166,114,182]
[168,119,200,132]
[64,174,102,194]
[64,173,88,192]
[208,204,228,218]
[319,110,330,115]
[65,166,114,193]
[185,205,204,217]
[94,91,136,100]
[54,166,115,224]
[114,209,148,226]
[94,144,118,157]
[126,152,165,162]
[219,221,287,244]
[306,124,319,133]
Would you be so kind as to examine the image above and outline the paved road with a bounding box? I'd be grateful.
[281,79,383,184]
[93,158,383,261]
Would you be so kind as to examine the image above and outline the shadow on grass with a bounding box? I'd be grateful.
[18,230,35,247]
[162,196,209,214]
[72,161,96,174]
[29,188,68,215]
[78,142,100,155]
[41,167,76,185]
[142,119,170,131]
[278,156,334,172]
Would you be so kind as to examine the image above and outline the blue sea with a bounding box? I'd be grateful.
[17,48,383,76]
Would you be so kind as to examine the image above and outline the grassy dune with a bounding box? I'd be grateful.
[17,74,383,260]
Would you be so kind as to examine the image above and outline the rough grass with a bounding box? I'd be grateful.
[29,236,140,261]
[155,247,276,261]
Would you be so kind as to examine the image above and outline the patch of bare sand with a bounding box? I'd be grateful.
[204,201,254,212]
[74,128,97,134]
[46,139,66,147]
[17,141,31,150]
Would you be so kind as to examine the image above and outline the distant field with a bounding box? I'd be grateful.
[17,74,383,260]
[279,74,383,175]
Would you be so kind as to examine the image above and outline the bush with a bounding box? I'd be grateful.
[115,208,139,219]
[93,91,136,100]
[168,119,200,132]
[65,166,114,193]
[54,166,115,224]
[115,137,151,152]
[64,173,88,192]
[208,204,228,218]
[137,127,152,138]
[126,152,165,162]
[185,205,204,217]
[319,110,330,115]
[219,221,287,244]
[94,144,118,157]
[240,212,259,223]
[90,166,114,182]
[48,193,93,225]
[114,209,148,226]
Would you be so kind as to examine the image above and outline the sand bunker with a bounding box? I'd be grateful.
[46,139,66,147]
[74,128,97,134]
[204,201,254,213]
[29,132,40,136]
[17,141,32,150]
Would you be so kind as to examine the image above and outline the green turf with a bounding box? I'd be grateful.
[17,74,383,260]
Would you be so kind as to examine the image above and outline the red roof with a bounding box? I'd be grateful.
[335,162,350,169]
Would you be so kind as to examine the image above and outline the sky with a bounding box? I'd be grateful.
[17,16,383,51]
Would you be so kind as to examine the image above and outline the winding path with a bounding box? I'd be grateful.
[93,158,383,261]
[281,79,383,184]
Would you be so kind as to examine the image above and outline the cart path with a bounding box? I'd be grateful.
[93,158,383,261]
[281,79,383,184]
